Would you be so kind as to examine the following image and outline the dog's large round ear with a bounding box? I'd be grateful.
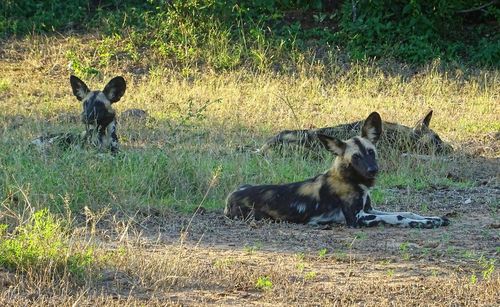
[361,112,382,144]
[70,75,90,101]
[103,76,126,103]
[317,134,346,156]
[414,110,433,130]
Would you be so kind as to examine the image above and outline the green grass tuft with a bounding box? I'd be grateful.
[0,209,94,279]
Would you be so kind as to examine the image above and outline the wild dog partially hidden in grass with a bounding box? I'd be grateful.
[226,112,449,228]
[259,111,453,155]
[32,75,126,154]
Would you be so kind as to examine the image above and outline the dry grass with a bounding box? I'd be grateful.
[1,222,499,306]
[0,35,499,305]
[1,35,499,142]
[1,211,499,306]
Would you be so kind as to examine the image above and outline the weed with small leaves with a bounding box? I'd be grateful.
[255,276,273,290]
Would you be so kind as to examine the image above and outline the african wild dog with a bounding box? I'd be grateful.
[32,75,126,153]
[225,112,449,228]
[258,110,453,155]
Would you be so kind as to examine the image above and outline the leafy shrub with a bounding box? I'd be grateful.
[0,0,87,35]
[1,1,498,66]
[338,0,500,65]
[0,209,94,279]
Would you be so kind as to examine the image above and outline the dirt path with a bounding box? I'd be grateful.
[70,183,496,305]
[1,184,498,306]
[136,182,498,257]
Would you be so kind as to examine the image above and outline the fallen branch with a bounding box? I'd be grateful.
[457,0,498,14]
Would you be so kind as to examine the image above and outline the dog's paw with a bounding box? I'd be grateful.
[440,216,450,226]
[423,217,450,228]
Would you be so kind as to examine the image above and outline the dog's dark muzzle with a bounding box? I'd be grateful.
[81,104,114,127]
[366,166,378,177]
[82,112,98,124]
[353,158,379,179]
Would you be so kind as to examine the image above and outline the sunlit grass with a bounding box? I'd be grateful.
[1,35,498,216]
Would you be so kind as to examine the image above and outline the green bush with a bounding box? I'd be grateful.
[1,1,498,66]
[0,209,94,279]
[339,0,500,65]
[0,0,87,35]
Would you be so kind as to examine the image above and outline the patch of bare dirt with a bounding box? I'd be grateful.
[126,180,498,256]
[38,180,492,305]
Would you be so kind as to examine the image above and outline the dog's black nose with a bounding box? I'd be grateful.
[367,166,378,176]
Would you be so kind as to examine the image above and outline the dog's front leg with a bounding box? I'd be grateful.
[107,121,119,154]
[81,126,96,148]
[342,207,360,227]
[357,210,448,228]
[96,127,105,152]
[366,209,449,226]
[367,209,427,220]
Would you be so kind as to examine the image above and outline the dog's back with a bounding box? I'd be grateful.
[259,111,452,155]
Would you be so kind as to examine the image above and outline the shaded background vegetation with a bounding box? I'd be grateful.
[1,0,499,67]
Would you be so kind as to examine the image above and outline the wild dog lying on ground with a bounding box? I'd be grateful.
[226,112,449,228]
[32,75,126,154]
[258,110,453,155]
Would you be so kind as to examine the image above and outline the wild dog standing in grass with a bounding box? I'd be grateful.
[32,75,126,154]
[259,110,453,155]
[226,112,449,228]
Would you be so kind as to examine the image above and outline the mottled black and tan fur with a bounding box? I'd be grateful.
[226,112,449,228]
[32,75,126,154]
[259,111,452,155]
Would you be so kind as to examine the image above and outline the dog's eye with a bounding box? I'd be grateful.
[352,154,360,160]
[368,149,375,156]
